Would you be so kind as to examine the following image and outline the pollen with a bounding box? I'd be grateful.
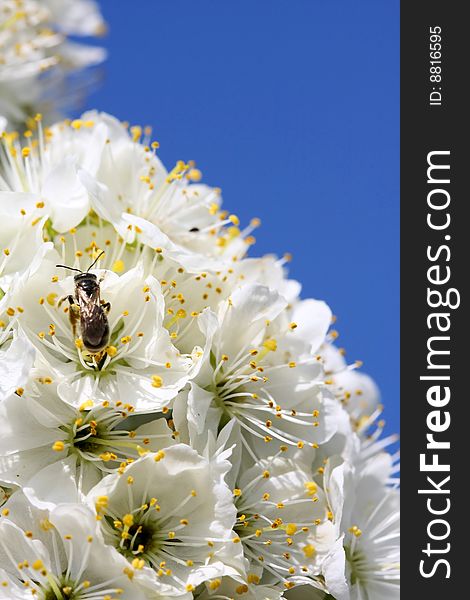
[209,579,221,590]
[303,544,316,558]
[122,514,134,527]
[263,338,277,352]
[79,399,94,411]
[113,260,125,273]
[151,375,163,388]
[349,525,363,537]
[286,524,297,536]
[304,481,317,496]
[52,440,65,452]
[132,558,145,569]
[106,345,117,357]
[154,450,165,462]
[229,214,240,226]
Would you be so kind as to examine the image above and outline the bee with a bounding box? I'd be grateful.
[56,252,111,354]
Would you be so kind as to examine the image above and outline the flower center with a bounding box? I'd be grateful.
[105,505,162,562]
[40,574,79,600]
[345,544,368,586]
[58,403,152,470]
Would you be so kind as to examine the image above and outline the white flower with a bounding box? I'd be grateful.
[0,0,106,128]
[11,248,197,411]
[87,444,244,597]
[321,343,380,425]
[322,454,400,600]
[0,117,108,231]
[0,102,399,598]
[0,193,46,281]
[0,111,258,260]
[0,287,35,401]
[0,376,176,494]
[174,283,339,462]
[0,492,146,599]
[232,455,328,592]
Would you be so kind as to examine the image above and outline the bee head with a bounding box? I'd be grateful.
[74,272,98,283]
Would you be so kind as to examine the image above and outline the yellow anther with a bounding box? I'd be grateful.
[113,260,125,273]
[187,168,202,182]
[286,524,297,536]
[52,441,65,452]
[154,450,165,462]
[303,544,316,558]
[45,292,57,306]
[95,496,109,513]
[122,514,134,527]
[131,558,145,570]
[151,375,163,388]
[304,481,317,496]
[209,579,221,590]
[229,214,240,226]
[263,339,277,352]
[349,525,363,537]
[79,399,94,411]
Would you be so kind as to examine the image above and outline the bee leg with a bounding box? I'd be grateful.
[58,294,75,308]
[97,352,108,370]
[101,301,111,313]
[68,302,81,340]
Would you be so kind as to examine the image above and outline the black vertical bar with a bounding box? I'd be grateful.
[401,2,467,596]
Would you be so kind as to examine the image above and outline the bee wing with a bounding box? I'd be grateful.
[76,286,100,307]
[80,303,110,347]
[76,288,110,348]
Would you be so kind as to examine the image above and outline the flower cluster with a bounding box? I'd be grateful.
[0,0,106,130]
[0,111,399,600]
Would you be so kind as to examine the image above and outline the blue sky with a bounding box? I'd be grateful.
[85,0,400,435]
